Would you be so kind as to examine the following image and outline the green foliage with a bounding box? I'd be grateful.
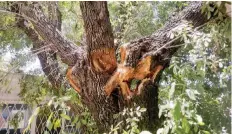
[158,3,231,133]
[0,10,38,73]
[46,95,97,133]
[151,1,188,27]
[109,2,155,43]
[0,10,32,50]
[108,1,188,44]
[9,111,24,131]
[23,93,97,134]
[58,1,84,45]
[106,105,146,134]
[19,75,49,105]
[201,1,231,20]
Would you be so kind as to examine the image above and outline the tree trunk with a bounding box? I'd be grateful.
[11,1,212,133]
[76,2,207,132]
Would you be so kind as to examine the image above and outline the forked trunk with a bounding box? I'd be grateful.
[12,1,211,133]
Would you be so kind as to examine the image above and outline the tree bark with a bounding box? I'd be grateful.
[10,1,212,133]
[17,2,86,66]
[77,2,207,132]
[69,1,208,132]
[80,2,117,74]
[15,3,65,90]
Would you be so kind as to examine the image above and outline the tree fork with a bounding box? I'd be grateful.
[70,1,209,132]
[11,1,219,133]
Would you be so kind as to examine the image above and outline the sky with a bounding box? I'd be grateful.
[0,46,43,75]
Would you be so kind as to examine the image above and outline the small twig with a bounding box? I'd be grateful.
[31,44,54,53]
[143,36,181,58]
[166,43,186,48]
[0,9,38,24]
[143,21,212,58]
[194,22,209,31]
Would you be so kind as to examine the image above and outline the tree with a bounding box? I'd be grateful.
[0,1,231,133]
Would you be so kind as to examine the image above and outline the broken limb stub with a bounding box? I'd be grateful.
[104,51,164,100]
[151,65,163,81]
[90,48,117,74]
[66,66,81,93]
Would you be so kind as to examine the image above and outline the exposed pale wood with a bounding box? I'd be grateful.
[90,48,117,74]
[66,67,81,93]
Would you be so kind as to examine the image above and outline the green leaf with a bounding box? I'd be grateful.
[130,79,140,90]
[34,107,40,115]
[23,107,40,133]
[81,119,87,125]
[207,11,211,19]
[186,89,196,100]
[173,101,182,121]
[61,96,71,101]
[173,65,178,75]
[54,119,61,130]
[201,4,206,14]
[76,121,81,128]
[158,107,163,118]
[201,130,210,134]
[196,115,205,126]
[47,99,53,106]
[156,128,164,134]
[182,117,190,133]
[136,111,141,117]
[46,112,54,131]
[176,127,184,134]
[140,108,146,112]
[194,125,198,133]
[208,6,215,12]
[46,120,53,131]
[60,113,71,120]
[72,116,79,125]
[44,131,49,134]
[218,12,223,20]
[169,82,176,99]
[48,112,54,121]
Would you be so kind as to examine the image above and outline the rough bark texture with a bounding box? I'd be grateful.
[80,2,114,51]
[10,1,211,133]
[75,2,208,132]
[80,2,117,74]
[16,9,65,90]
[18,2,86,66]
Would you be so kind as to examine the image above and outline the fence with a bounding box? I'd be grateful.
[0,71,80,134]
[0,103,80,134]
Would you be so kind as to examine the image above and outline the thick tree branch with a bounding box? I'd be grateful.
[15,2,86,66]
[104,2,208,100]
[17,19,64,88]
[123,2,206,68]
[104,2,209,130]
[80,1,114,51]
[48,1,62,31]
[80,1,117,74]
[14,3,83,116]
